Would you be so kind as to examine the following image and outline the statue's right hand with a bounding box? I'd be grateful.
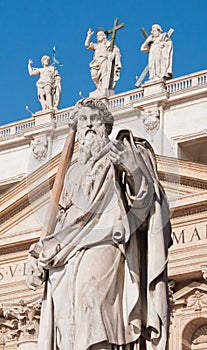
[28,59,33,65]
[87,28,94,36]
[26,255,46,291]
[147,35,154,43]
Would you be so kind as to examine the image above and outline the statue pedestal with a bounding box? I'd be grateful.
[89,88,114,98]
[105,88,114,97]
[143,79,166,97]
[33,109,55,126]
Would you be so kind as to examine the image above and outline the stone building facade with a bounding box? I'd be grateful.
[0,71,207,349]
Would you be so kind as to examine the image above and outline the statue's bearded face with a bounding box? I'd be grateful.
[76,106,109,164]
[151,26,160,37]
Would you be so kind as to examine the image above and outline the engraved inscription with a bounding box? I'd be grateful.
[0,261,27,283]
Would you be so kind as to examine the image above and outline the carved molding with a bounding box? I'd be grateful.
[158,172,207,190]
[0,180,53,227]
[192,324,207,345]
[0,321,17,347]
[171,282,207,313]
[187,290,207,311]
[142,107,160,137]
[168,280,176,300]
[0,298,41,346]
[31,134,49,162]
[201,264,207,281]
[171,204,207,219]
[0,242,34,256]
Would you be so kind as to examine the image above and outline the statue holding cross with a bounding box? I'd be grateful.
[85,18,124,97]
[135,24,174,87]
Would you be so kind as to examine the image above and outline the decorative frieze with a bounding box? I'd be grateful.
[201,264,207,281]
[187,290,207,311]
[172,204,207,219]
[0,298,41,348]
[158,172,207,190]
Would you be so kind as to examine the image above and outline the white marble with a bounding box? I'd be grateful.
[85,29,121,97]
[26,98,171,350]
[141,24,173,81]
[28,55,61,110]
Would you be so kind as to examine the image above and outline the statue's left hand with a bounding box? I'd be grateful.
[109,139,138,176]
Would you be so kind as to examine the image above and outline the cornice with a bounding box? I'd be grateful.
[159,172,207,190]
[0,174,26,187]
[170,193,207,218]
[0,143,78,233]
[156,155,207,183]
[171,205,207,219]
[0,142,78,206]
[0,241,36,256]
[132,83,207,110]
[0,180,53,230]
[168,83,207,103]
[132,91,169,108]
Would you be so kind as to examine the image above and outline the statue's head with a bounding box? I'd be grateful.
[69,98,114,164]
[151,24,163,37]
[69,98,114,135]
[41,55,50,66]
[96,31,107,43]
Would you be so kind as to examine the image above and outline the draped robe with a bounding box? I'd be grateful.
[141,33,173,81]
[37,132,172,350]
[88,41,121,92]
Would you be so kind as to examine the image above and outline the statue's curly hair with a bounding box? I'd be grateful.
[68,98,114,135]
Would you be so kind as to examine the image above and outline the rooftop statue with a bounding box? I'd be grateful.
[85,19,123,97]
[26,98,172,350]
[28,55,61,110]
[141,24,173,81]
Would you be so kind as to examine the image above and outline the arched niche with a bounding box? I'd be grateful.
[182,317,207,350]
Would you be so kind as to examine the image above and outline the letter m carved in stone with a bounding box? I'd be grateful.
[172,230,185,244]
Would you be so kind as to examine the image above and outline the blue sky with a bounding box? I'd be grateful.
[0,0,206,125]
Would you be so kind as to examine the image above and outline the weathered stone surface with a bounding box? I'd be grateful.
[85,29,121,97]
[28,56,61,111]
[141,24,173,81]
[26,98,171,350]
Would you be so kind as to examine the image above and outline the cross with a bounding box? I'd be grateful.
[105,18,124,52]
[135,27,174,88]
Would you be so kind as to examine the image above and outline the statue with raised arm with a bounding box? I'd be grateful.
[28,55,61,110]
[141,24,173,81]
[26,98,172,350]
[85,28,122,97]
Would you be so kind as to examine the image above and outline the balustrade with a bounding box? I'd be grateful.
[15,121,35,133]
[1,70,207,139]
[0,128,11,138]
